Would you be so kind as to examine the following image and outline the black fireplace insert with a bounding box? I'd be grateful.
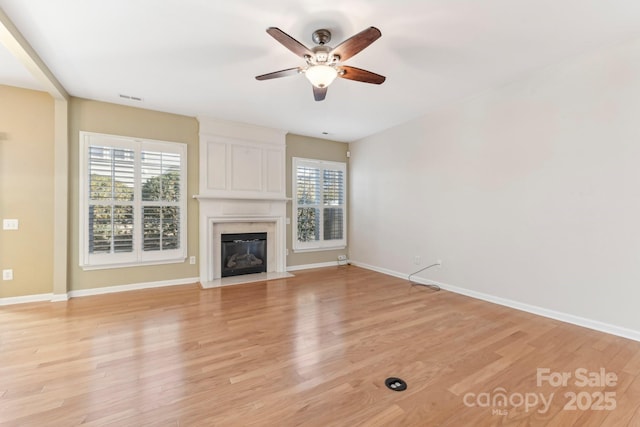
[220,232,267,277]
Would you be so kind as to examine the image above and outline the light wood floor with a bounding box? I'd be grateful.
[1,266,639,426]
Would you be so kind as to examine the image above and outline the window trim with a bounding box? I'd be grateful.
[292,157,347,253]
[79,131,187,270]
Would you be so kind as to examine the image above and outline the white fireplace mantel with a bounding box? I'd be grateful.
[196,118,290,288]
[193,195,290,202]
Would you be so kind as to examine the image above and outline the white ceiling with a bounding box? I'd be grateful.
[2,0,640,142]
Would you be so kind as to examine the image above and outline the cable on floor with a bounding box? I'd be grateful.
[408,263,441,291]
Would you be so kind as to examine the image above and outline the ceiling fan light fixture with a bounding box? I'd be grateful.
[257,27,385,100]
[305,65,338,88]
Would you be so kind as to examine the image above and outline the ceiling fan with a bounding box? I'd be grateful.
[256,26,386,101]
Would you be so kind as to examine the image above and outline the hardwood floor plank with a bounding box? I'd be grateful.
[1,266,639,426]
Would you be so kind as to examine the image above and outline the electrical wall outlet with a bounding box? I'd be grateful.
[437,259,442,266]
[3,269,13,280]
[189,256,196,265]
[414,255,422,265]
[3,219,18,230]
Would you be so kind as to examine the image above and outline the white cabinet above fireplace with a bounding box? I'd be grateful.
[198,117,287,200]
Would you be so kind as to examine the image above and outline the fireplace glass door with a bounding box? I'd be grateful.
[220,232,267,277]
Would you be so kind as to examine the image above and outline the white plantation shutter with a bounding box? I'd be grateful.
[141,151,182,251]
[322,168,344,241]
[296,165,321,243]
[292,158,346,251]
[79,132,187,269]
[88,146,135,254]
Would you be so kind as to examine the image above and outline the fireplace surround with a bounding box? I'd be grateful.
[195,118,291,288]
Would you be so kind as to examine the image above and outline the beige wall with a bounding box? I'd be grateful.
[69,98,199,290]
[350,36,640,335]
[1,93,350,296]
[0,85,54,297]
[286,134,349,267]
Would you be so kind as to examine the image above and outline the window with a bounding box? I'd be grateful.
[79,132,187,269]
[292,157,346,252]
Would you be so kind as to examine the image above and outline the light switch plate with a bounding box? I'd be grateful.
[3,219,18,230]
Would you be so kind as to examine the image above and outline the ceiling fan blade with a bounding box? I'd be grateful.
[313,86,327,101]
[330,27,381,62]
[266,27,314,58]
[255,67,302,81]
[338,66,386,84]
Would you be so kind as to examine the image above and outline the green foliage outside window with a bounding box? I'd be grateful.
[89,174,134,253]
[297,207,319,242]
[89,170,181,254]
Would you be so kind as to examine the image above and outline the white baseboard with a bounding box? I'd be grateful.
[0,293,54,306]
[51,293,69,302]
[68,277,200,298]
[351,261,640,342]
[349,261,409,281]
[0,277,200,306]
[286,261,339,272]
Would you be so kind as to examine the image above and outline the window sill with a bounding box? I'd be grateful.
[80,257,187,271]
[292,246,346,254]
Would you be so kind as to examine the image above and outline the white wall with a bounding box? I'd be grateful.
[349,37,640,337]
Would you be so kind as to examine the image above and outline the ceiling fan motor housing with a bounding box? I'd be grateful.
[312,46,332,64]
